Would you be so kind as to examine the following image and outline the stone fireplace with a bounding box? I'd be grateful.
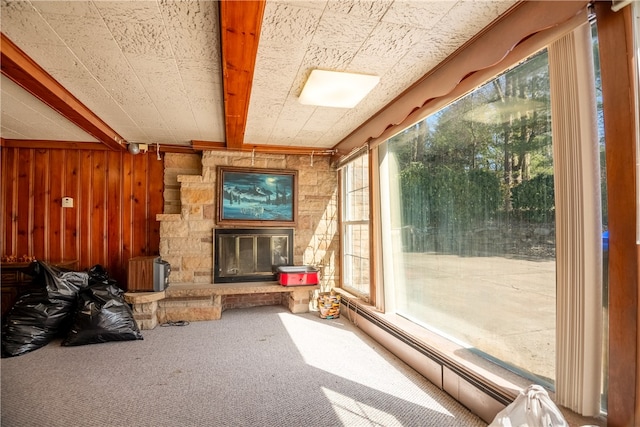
[214,228,293,283]
[154,150,339,320]
[126,151,340,327]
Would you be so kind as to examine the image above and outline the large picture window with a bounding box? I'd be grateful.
[379,50,557,384]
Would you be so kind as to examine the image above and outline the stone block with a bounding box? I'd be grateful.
[168,237,203,253]
[189,219,215,232]
[156,213,182,222]
[164,188,181,201]
[299,169,319,186]
[137,317,158,330]
[161,255,181,271]
[160,221,189,237]
[182,255,212,270]
[177,175,203,183]
[181,187,214,205]
[188,205,203,218]
[193,273,213,283]
[160,306,221,322]
[163,204,181,215]
[168,269,194,284]
[202,151,232,167]
[164,153,202,170]
[203,204,215,219]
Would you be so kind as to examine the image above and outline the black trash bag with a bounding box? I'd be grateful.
[28,260,89,301]
[87,264,116,287]
[62,282,143,346]
[1,292,76,357]
[2,261,89,357]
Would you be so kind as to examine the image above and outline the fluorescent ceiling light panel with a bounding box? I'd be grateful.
[299,70,380,108]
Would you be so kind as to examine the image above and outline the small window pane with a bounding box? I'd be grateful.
[342,154,370,296]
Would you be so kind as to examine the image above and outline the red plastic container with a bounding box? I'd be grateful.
[277,266,319,286]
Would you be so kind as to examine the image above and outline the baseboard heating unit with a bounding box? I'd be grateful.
[337,292,514,410]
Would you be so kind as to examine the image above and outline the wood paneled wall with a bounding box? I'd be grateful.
[1,147,164,287]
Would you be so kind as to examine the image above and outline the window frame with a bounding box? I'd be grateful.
[340,152,371,299]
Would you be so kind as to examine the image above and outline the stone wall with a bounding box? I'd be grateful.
[163,153,202,214]
[157,151,339,291]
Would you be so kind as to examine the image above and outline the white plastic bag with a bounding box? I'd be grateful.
[489,385,569,427]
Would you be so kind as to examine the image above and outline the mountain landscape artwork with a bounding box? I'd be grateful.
[218,167,297,225]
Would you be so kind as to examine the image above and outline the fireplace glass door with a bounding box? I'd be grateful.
[214,228,293,283]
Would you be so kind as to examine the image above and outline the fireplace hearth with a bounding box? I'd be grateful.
[214,228,293,283]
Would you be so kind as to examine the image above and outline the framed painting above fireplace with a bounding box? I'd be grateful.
[217,167,298,226]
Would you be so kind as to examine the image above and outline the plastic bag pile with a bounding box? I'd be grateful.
[2,261,142,357]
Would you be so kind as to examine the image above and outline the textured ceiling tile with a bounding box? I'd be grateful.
[0,125,26,140]
[14,42,90,83]
[1,77,98,141]
[176,59,220,82]
[31,0,99,17]
[259,2,322,47]
[121,106,166,130]
[126,54,177,79]
[300,45,356,76]
[304,108,350,133]
[311,12,377,53]
[192,110,225,140]
[142,127,180,143]
[433,1,515,39]
[0,3,66,47]
[42,14,124,69]
[348,52,400,77]
[184,79,221,101]
[168,28,219,61]
[113,125,152,142]
[107,21,173,57]
[286,1,327,11]
[1,0,35,15]
[244,122,275,144]
[359,22,430,61]
[254,44,306,89]
[93,1,163,24]
[159,0,218,30]
[325,0,393,20]
[382,1,456,29]
[293,129,328,145]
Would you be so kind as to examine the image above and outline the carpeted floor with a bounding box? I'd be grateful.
[1,305,487,427]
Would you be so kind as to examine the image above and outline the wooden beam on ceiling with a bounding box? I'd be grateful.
[0,33,125,151]
[219,1,265,150]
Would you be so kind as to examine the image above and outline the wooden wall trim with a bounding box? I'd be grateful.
[2,139,111,151]
[192,139,334,156]
[595,3,639,426]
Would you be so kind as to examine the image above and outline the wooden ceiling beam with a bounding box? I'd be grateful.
[0,33,125,151]
[219,1,265,150]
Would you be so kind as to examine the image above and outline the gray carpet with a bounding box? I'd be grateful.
[1,305,487,427]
